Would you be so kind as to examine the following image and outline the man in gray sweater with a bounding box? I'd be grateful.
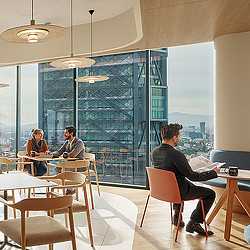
[53,126,84,160]
[53,126,85,194]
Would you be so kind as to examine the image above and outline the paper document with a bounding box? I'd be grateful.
[38,154,53,158]
[189,155,225,173]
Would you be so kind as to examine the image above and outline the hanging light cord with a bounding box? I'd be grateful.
[31,0,34,20]
[70,0,73,57]
[89,10,94,75]
[30,0,35,25]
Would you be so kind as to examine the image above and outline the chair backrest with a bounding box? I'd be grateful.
[17,151,27,157]
[58,160,90,169]
[85,153,95,161]
[146,167,181,203]
[12,196,73,212]
[0,157,15,172]
[0,157,13,165]
[55,171,86,185]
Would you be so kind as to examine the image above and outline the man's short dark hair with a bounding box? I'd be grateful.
[65,126,77,136]
[161,123,183,140]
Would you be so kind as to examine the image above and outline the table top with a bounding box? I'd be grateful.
[23,155,78,161]
[0,172,56,190]
[218,169,250,180]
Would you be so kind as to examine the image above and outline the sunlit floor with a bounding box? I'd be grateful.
[0,187,137,250]
[98,185,250,250]
[0,184,249,250]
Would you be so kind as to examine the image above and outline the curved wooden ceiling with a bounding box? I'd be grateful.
[113,0,250,53]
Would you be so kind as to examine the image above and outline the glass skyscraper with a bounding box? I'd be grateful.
[38,49,168,186]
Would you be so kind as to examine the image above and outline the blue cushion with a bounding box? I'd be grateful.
[202,178,250,192]
[210,149,250,170]
[244,225,250,244]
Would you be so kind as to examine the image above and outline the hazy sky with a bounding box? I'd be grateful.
[168,42,214,116]
[0,64,38,126]
[0,42,214,125]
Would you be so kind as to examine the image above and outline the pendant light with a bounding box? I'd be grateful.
[50,0,95,69]
[75,10,109,83]
[0,84,9,88]
[0,0,66,43]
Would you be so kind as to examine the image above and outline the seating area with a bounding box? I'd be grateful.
[203,149,250,213]
[0,0,250,249]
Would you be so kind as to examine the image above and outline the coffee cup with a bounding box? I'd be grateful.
[30,151,36,157]
[228,166,238,176]
[63,152,69,158]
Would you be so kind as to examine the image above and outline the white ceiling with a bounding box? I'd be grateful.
[0,0,132,32]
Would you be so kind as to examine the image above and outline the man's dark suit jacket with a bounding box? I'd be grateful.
[151,144,217,198]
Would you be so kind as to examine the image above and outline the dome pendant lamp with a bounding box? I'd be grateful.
[0,84,9,88]
[50,0,95,69]
[75,10,109,83]
[0,0,66,43]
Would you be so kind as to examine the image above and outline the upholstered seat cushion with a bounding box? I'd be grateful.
[0,216,72,246]
[202,178,250,192]
[54,199,87,214]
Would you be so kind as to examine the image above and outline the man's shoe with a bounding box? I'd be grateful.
[66,188,76,195]
[186,220,214,236]
[173,214,185,227]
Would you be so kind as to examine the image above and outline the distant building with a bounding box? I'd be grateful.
[189,131,202,139]
[200,122,205,134]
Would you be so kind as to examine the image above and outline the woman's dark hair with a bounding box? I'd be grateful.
[65,126,77,136]
[161,124,183,140]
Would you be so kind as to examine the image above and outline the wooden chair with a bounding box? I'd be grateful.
[0,195,76,250]
[0,157,34,176]
[47,160,95,209]
[85,153,100,196]
[140,167,208,242]
[0,157,34,218]
[119,148,132,179]
[40,171,94,247]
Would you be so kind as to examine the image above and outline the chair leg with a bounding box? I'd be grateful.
[93,161,101,196]
[64,214,69,228]
[200,199,208,237]
[83,185,94,246]
[76,187,79,201]
[140,194,150,227]
[175,202,184,242]
[170,202,173,224]
[87,167,94,209]
[12,190,16,218]
[49,244,53,250]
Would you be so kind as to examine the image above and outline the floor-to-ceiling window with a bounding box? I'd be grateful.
[0,67,17,157]
[168,42,214,158]
[20,64,38,151]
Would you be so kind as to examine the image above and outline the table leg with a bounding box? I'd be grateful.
[224,179,237,241]
[234,186,250,216]
[207,184,229,225]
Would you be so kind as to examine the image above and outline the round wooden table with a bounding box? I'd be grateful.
[207,169,250,240]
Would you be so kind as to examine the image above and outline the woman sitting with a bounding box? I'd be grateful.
[25,129,48,176]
